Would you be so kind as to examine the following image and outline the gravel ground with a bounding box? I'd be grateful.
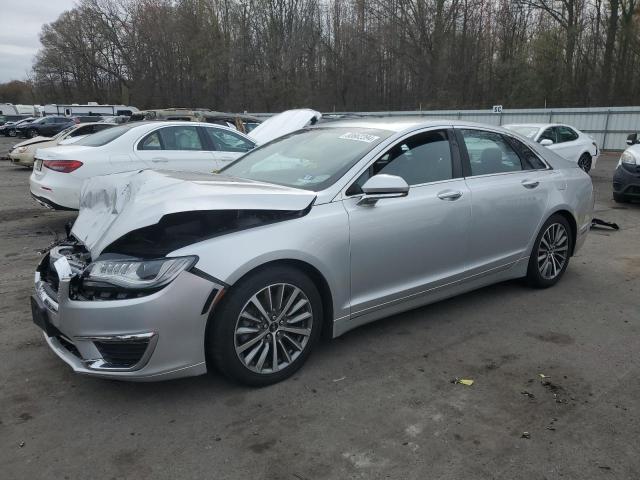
[0,136,638,479]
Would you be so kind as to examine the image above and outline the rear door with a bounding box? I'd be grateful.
[134,125,215,172]
[201,125,256,170]
[457,128,552,275]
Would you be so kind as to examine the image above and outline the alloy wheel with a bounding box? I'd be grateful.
[234,283,313,374]
[537,223,569,280]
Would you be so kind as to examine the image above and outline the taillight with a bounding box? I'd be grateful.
[43,160,83,173]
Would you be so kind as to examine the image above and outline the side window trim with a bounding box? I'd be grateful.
[503,134,551,171]
[344,127,460,196]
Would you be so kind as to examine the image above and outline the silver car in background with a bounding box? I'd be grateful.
[31,119,594,385]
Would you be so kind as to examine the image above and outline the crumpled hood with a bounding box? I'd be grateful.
[248,109,321,144]
[71,169,317,258]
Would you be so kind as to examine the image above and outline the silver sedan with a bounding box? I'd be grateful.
[31,119,594,385]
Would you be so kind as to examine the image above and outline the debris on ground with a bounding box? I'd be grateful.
[591,218,619,230]
[19,441,25,448]
[538,373,549,379]
[521,432,531,439]
[521,391,535,399]
[332,376,346,382]
[450,378,474,386]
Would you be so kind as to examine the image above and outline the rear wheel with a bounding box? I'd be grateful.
[209,265,323,386]
[578,153,592,173]
[8,129,16,137]
[527,214,573,288]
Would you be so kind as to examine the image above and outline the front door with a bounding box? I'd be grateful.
[343,128,471,316]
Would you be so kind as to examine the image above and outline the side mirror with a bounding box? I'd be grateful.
[540,139,554,146]
[626,133,638,146]
[358,174,409,205]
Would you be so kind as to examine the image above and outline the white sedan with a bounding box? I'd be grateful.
[503,123,598,172]
[29,121,257,210]
[30,109,321,210]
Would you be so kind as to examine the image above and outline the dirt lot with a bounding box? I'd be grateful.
[0,136,638,480]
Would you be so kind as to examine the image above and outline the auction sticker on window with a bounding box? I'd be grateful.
[339,132,380,143]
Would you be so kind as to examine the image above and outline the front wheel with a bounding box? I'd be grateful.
[27,129,37,138]
[209,265,323,386]
[527,215,573,288]
[578,153,592,173]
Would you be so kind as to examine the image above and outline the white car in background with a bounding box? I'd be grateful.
[9,122,115,167]
[30,109,321,210]
[503,123,598,173]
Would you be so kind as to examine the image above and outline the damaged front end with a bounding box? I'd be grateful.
[32,169,316,379]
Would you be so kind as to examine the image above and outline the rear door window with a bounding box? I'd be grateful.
[460,129,523,176]
[158,126,204,151]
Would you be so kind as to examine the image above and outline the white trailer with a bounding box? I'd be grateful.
[42,103,139,117]
[0,103,38,116]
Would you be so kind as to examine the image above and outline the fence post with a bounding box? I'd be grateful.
[549,110,553,123]
[602,109,611,150]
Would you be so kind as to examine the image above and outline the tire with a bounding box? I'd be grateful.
[27,129,37,138]
[578,153,592,173]
[613,192,628,203]
[8,129,16,137]
[526,214,573,288]
[209,265,323,386]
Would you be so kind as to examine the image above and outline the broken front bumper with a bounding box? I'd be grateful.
[32,256,224,381]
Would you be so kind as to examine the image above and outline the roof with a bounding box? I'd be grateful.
[314,117,513,133]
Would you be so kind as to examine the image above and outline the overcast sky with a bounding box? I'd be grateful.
[0,0,77,82]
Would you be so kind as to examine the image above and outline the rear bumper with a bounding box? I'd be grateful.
[29,172,80,210]
[31,192,77,211]
[32,262,223,381]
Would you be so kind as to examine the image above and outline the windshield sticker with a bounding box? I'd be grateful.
[339,132,380,143]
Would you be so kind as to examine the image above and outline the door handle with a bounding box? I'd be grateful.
[151,157,169,163]
[437,190,463,201]
[521,179,539,189]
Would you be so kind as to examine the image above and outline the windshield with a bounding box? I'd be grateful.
[73,124,132,147]
[222,127,392,191]
[505,125,540,139]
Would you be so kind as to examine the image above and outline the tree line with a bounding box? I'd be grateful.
[2,0,640,111]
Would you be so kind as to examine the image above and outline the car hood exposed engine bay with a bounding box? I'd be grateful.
[70,169,317,259]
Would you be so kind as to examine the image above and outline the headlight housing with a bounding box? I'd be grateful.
[83,256,197,290]
[621,151,637,165]
[16,146,28,153]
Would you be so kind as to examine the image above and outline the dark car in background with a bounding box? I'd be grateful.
[15,116,75,138]
[0,117,36,137]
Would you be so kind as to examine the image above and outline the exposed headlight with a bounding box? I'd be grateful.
[15,146,28,153]
[621,151,637,165]
[83,256,197,290]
